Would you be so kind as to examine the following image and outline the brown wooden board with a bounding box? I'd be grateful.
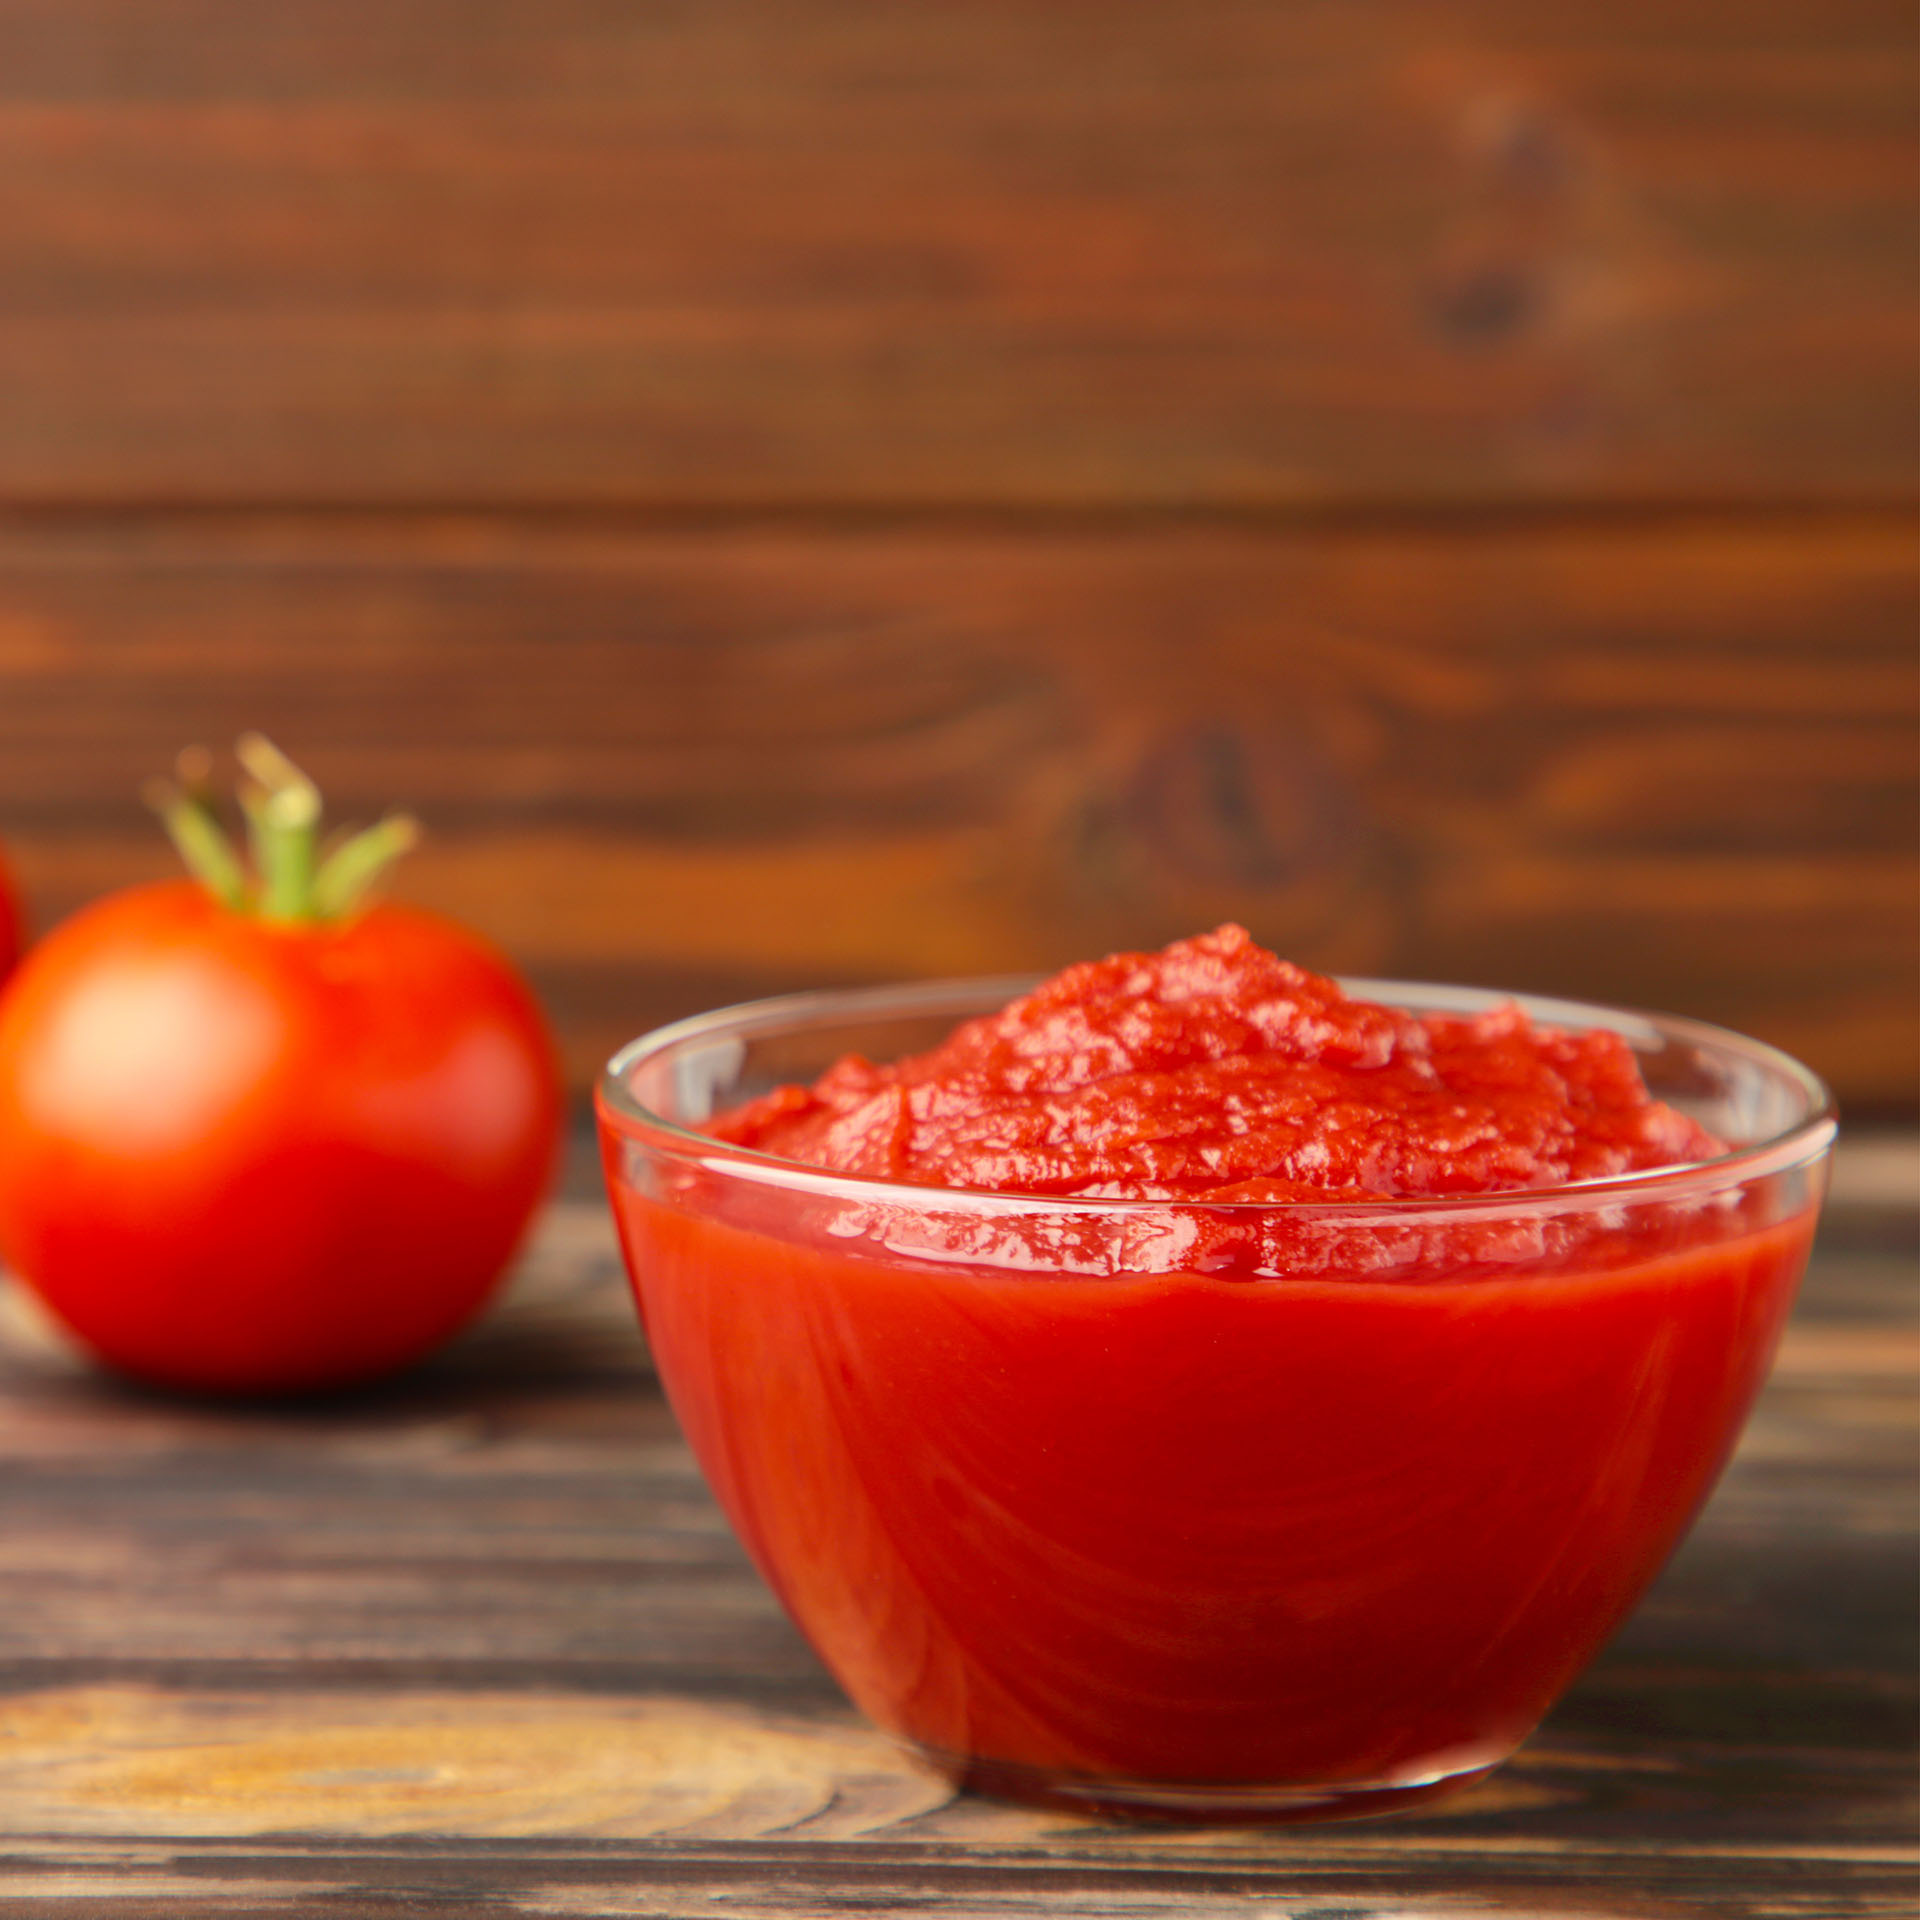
[0,1149,1914,1917]
[0,512,1912,1106]
[0,0,1909,507]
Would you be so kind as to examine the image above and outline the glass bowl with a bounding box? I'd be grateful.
[596,977,1833,1823]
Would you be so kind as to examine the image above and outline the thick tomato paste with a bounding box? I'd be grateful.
[713,925,1723,1203]
[605,930,1816,1808]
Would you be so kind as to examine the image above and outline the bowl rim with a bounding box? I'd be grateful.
[595,974,1838,1215]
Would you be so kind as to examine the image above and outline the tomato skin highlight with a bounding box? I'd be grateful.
[0,880,562,1392]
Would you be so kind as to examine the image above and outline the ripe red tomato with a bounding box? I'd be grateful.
[0,746,560,1393]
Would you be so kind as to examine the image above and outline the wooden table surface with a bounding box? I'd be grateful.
[0,1142,1913,1919]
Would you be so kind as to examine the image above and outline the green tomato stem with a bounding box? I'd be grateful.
[239,774,322,924]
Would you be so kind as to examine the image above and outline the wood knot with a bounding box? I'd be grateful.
[1431,263,1536,344]
[1121,723,1361,891]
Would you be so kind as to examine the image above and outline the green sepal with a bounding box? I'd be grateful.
[312,813,422,919]
[145,770,248,910]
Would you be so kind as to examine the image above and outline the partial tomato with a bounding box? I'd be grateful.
[0,741,561,1393]
[0,840,22,984]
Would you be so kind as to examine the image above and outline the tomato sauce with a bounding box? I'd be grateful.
[616,1198,1809,1790]
[606,930,1817,1800]
[712,925,1724,1205]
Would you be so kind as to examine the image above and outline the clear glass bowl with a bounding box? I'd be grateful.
[596,978,1833,1823]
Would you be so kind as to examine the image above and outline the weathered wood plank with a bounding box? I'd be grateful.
[0,0,1908,506]
[0,514,1911,1104]
[1,1838,1913,1920]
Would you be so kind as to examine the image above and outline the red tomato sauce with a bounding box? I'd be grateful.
[609,930,1814,1795]
[615,1196,1810,1787]
[713,924,1723,1204]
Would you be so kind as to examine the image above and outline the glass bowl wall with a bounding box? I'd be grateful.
[597,979,1832,1821]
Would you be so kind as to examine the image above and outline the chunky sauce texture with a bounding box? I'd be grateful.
[714,925,1722,1202]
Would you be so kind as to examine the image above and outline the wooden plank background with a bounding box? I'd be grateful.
[0,0,1911,506]
[0,0,1912,1109]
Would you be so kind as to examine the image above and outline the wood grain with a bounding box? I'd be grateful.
[0,513,1910,1104]
[0,0,1909,507]
[0,1164,1913,1916]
